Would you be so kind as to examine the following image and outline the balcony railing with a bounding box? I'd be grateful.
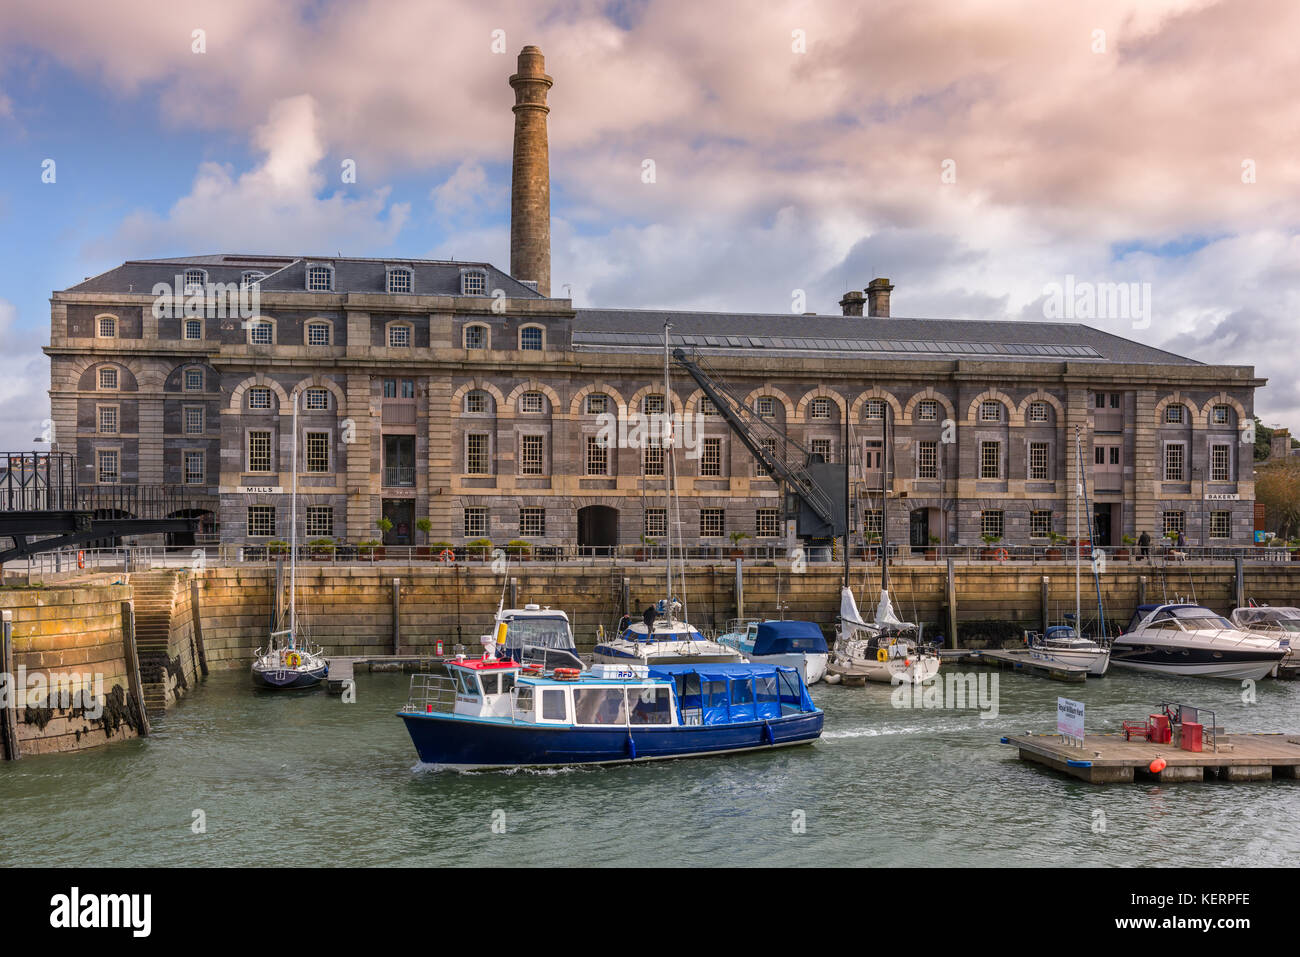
[383,467,416,487]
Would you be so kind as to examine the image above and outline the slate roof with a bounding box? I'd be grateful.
[571,308,1203,366]
[63,254,544,299]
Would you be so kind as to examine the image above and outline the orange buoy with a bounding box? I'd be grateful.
[1149,757,1167,774]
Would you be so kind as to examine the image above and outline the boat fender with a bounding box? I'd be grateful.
[627,733,637,759]
[762,721,774,745]
[1149,757,1167,774]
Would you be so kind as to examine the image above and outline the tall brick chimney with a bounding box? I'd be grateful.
[839,290,865,317]
[509,45,552,297]
[866,277,894,318]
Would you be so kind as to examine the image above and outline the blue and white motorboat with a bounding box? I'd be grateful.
[398,655,822,771]
[1111,604,1287,680]
[593,599,746,666]
[717,619,829,684]
[495,602,586,671]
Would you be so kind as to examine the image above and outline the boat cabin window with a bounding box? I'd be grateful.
[777,670,805,714]
[756,674,779,709]
[629,686,672,725]
[500,673,516,694]
[573,687,629,725]
[702,680,727,710]
[673,673,704,725]
[505,616,573,650]
[480,673,499,695]
[541,688,567,722]
[731,677,754,707]
[514,685,534,713]
[453,670,480,696]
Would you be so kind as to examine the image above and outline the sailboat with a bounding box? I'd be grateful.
[1024,425,1110,676]
[826,397,939,685]
[593,321,744,667]
[251,391,329,690]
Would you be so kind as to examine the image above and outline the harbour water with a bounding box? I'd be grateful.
[1,668,1296,867]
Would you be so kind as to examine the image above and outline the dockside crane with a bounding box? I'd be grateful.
[671,348,851,547]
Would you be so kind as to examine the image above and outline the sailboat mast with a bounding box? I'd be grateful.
[663,321,673,615]
[290,391,298,648]
[881,408,890,593]
[1074,424,1081,633]
[843,401,850,589]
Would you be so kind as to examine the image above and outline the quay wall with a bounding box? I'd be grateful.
[0,582,146,755]
[188,559,1300,661]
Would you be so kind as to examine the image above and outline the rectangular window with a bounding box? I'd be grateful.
[756,396,775,418]
[306,505,334,538]
[97,449,119,484]
[383,379,397,399]
[184,319,202,340]
[250,321,273,344]
[980,400,1002,422]
[644,508,667,539]
[755,509,779,537]
[466,433,490,474]
[917,440,937,479]
[864,509,883,535]
[643,394,665,414]
[184,451,205,485]
[388,325,411,348]
[573,687,629,725]
[1209,511,1231,539]
[981,509,1004,539]
[307,323,330,346]
[1027,402,1049,423]
[700,508,725,537]
[520,392,543,414]
[863,398,885,420]
[1030,509,1053,539]
[305,431,330,473]
[643,443,665,476]
[701,437,722,476]
[701,398,719,416]
[1029,442,1049,480]
[463,507,488,537]
[464,325,487,349]
[1163,510,1185,537]
[305,388,328,411]
[810,438,832,463]
[387,269,412,294]
[520,327,543,350]
[1212,405,1231,425]
[810,397,831,420]
[519,507,545,536]
[98,406,118,435]
[183,406,204,435]
[248,387,272,410]
[464,391,486,414]
[1164,443,1185,481]
[1211,444,1230,482]
[1165,405,1184,424]
[541,689,567,722]
[98,316,116,338]
[462,271,486,296]
[306,265,332,291]
[586,435,608,476]
[247,505,275,537]
[586,394,607,414]
[916,400,938,421]
[520,435,545,475]
[184,369,203,391]
[980,441,1001,479]
[1095,392,1106,409]
[99,367,118,390]
[247,431,272,472]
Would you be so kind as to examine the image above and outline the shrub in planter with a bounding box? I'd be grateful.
[308,538,335,560]
[980,533,1003,560]
[636,536,657,561]
[415,518,434,557]
[1116,534,1135,561]
[357,539,381,559]
[466,538,492,561]
[728,531,749,558]
[427,541,454,562]
[267,539,290,557]
[506,539,533,560]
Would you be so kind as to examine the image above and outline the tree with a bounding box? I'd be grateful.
[1255,459,1300,539]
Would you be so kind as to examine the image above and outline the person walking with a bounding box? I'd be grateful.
[1138,529,1151,562]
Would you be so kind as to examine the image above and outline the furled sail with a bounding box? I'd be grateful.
[840,586,870,627]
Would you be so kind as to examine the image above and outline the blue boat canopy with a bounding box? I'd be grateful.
[751,620,828,656]
[649,663,817,725]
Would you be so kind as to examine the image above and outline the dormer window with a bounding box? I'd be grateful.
[241,271,266,288]
[461,269,487,296]
[387,266,413,294]
[306,264,334,292]
[183,269,207,294]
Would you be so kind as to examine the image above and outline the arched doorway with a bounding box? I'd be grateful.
[166,509,218,546]
[577,506,619,552]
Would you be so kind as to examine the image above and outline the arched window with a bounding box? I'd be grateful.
[247,386,274,410]
[96,315,118,338]
[304,387,330,411]
[810,397,831,420]
[241,271,266,288]
[979,400,1004,423]
[643,393,666,414]
[520,391,545,414]
[519,325,544,351]
[387,266,413,294]
[1210,404,1234,426]
[863,398,885,421]
[586,393,609,414]
[306,263,334,292]
[916,399,939,422]
[1027,401,1050,423]
[1165,404,1186,425]
[464,324,489,349]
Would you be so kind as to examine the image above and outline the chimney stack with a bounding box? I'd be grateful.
[1271,428,1291,460]
[866,277,894,318]
[839,290,865,317]
[509,46,553,297]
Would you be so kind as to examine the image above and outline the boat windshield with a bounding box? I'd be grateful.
[1174,615,1233,631]
[503,616,574,650]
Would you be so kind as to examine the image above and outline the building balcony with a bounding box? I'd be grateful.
[383,466,416,487]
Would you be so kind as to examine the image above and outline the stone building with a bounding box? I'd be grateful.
[43,46,1264,551]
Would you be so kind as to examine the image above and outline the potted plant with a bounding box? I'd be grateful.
[980,533,1003,560]
[308,538,335,561]
[507,539,533,561]
[375,517,393,559]
[1117,534,1135,561]
[267,539,289,557]
[925,534,940,561]
[728,530,749,558]
[467,538,492,561]
[1288,538,1300,562]
[357,539,380,560]
[1045,531,1065,561]
[637,535,657,562]
[415,518,433,558]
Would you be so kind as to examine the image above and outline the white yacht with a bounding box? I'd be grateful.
[1024,624,1110,676]
[1229,605,1297,677]
[594,599,746,666]
[1111,604,1287,680]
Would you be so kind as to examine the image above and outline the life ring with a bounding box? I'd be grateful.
[994,548,1009,563]
[77,550,85,569]
[438,549,456,563]
[876,648,889,662]
[285,651,303,668]
[522,663,544,675]
[553,667,581,681]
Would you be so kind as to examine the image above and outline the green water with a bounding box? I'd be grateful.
[1,668,1296,867]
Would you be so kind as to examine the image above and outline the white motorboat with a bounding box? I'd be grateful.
[1110,603,1287,680]
[594,600,746,666]
[1024,624,1110,676]
[1229,605,1297,677]
[717,619,829,684]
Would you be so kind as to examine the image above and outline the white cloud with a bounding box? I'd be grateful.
[0,298,52,450]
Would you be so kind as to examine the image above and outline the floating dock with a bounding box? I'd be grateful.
[325,655,443,694]
[1003,731,1300,783]
[959,649,1089,682]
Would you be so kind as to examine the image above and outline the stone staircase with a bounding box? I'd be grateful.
[130,570,181,716]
